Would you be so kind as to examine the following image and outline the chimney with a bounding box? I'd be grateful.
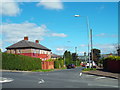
[35,40,39,44]
[24,36,28,40]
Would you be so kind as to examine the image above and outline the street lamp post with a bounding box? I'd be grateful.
[74,15,91,68]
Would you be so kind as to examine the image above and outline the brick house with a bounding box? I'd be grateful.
[6,36,52,61]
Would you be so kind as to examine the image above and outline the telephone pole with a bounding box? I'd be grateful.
[90,29,93,68]
[75,47,77,66]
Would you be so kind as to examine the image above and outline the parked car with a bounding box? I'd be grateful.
[82,63,86,67]
[67,64,76,69]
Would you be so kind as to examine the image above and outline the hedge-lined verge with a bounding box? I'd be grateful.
[2,53,42,71]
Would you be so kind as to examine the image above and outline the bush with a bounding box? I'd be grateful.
[54,60,59,68]
[2,53,42,71]
[54,59,64,69]
[104,56,120,61]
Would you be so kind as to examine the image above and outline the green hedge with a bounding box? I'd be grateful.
[2,53,42,71]
[104,56,120,61]
[54,60,64,69]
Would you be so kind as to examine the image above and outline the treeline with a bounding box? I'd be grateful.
[63,50,81,66]
[2,53,42,71]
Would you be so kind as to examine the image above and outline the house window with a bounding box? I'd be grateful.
[33,49,36,56]
[34,49,36,53]
[18,49,21,53]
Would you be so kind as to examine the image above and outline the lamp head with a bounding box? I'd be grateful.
[74,15,80,17]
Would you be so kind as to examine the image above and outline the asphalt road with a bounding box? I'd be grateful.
[1,67,119,88]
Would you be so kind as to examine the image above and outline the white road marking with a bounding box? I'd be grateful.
[79,73,82,76]
[86,75,95,77]
[88,83,118,88]
[39,74,48,75]
[95,77,106,80]
[38,79,45,84]
[0,77,14,83]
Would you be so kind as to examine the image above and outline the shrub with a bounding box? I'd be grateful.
[46,59,54,61]
[54,59,64,69]
[104,56,120,61]
[2,53,42,71]
[54,60,59,68]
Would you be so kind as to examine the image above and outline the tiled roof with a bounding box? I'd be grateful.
[51,54,61,58]
[6,40,51,51]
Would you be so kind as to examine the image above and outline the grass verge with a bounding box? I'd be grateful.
[32,69,54,72]
[82,68,96,71]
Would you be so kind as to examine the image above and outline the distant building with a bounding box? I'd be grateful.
[6,36,52,61]
[51,54,61,59]
[101,53,117,58]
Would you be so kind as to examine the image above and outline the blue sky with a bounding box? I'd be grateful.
[1,1,118,55]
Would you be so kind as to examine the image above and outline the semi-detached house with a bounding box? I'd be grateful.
[6,36,52,61]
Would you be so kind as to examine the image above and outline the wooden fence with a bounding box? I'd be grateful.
[42,61,54,70]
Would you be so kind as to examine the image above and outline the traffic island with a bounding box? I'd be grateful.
[82,68,119,79]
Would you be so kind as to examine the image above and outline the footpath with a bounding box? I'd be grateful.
[82,68,119,79]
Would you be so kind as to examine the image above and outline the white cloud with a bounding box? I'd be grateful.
[93,44,116,54]
[95,33,106,37]
[51,33,67,37]
[56,48,65,51]
[99,5,105,10]
[0,0,21,16]
[79,44,87,47]
[36,0,63,10]
[94,33,118,38]
[79,43,116,54]
[56,47,66,55]
[1,22,67,44]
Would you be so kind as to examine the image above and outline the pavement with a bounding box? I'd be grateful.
[82,68,120,79]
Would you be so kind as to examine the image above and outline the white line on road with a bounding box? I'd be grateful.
[0,77,14,83]
[95,77,106,80]
[88,83,118,88]
[79,73,82,76]
[38,79,45,84]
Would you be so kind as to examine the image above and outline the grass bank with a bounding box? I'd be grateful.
[82,68,96,72]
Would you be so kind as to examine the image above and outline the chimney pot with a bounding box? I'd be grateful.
[35,40,39,43]
[24,36,28,40]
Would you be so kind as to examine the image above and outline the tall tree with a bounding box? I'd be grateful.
[72,53,77,61]
[63,50,72,65]
[90,48,101,65]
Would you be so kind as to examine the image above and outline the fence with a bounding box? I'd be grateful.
[103,60,120,73]
[42,61,54,70]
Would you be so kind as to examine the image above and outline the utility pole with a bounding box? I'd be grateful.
[84,52,87,63]
[75,47,77,66]
[90,29,93,68]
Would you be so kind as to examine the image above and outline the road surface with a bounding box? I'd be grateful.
[1,67,119,88]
